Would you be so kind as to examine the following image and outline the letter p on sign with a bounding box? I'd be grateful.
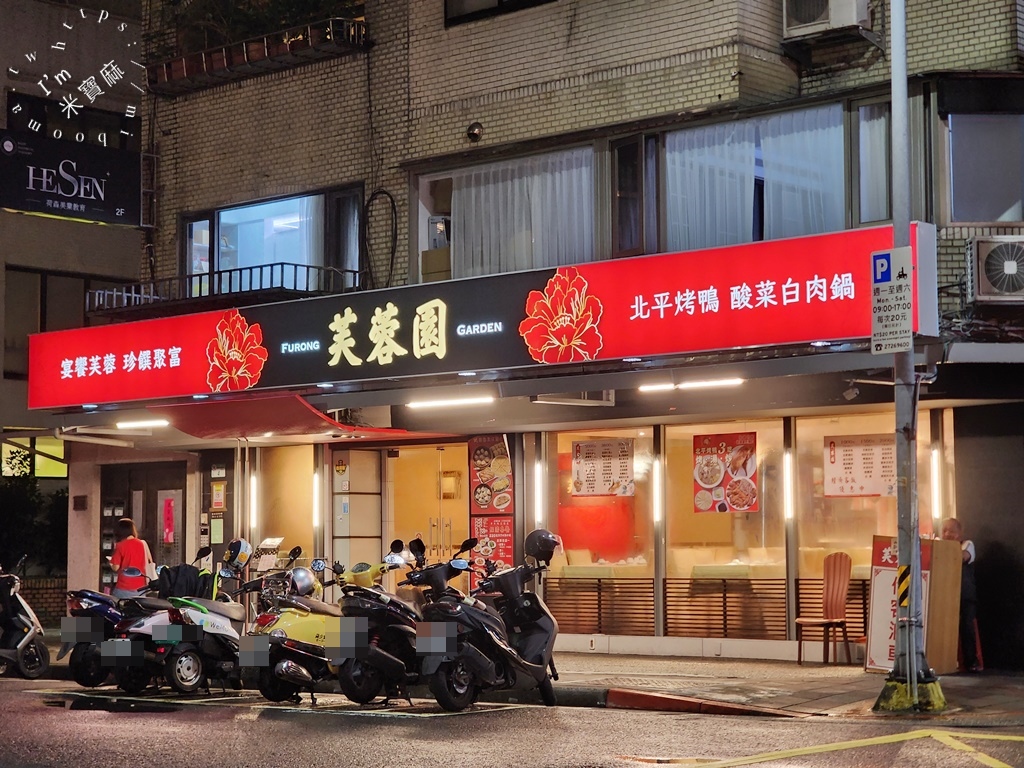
[873,252,891,284]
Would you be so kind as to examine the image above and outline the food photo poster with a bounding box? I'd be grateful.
[693,432,759,513]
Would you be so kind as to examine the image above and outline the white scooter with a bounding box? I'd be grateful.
[0,555,50,679]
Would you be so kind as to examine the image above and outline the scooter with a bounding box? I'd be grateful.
[59,546,213,688]
[161,546,307,694]
[335,537,470,705]
[418,529,561,711]
[0,555,50,679]
[251,558,346,704]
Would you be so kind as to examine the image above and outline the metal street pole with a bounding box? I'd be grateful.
[873,0,944,712]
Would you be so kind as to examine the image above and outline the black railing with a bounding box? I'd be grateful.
[86,263,360,313]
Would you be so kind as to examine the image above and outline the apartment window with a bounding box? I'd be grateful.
[3,267,117,379]
[612,136,659,258]
[445,0,556,26]
[183,186,363,296]
[949,114,1024,222]
[7,91,140,152]
[664,102,889,251]
[446,148,595,278]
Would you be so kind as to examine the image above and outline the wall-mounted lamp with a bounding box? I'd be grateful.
[467,121,483,142]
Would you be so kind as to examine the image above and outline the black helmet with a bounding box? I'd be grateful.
[524,529,561,565]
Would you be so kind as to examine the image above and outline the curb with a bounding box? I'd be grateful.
[604,688,806,718]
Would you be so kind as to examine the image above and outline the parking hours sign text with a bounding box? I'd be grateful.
[870,247,913,354]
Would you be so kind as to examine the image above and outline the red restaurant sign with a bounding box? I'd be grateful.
[28,224,938,409]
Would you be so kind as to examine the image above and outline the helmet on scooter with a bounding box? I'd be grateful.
[524,529,561,565]
[223,538,253,570]
[289,566,320,597]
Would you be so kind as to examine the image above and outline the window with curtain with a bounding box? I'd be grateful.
[858,103,891,223]
[450,148,595,278]
[664,104,848,251]
[950,114,1024,222]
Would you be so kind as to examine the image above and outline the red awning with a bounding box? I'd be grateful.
[147,394,446,442]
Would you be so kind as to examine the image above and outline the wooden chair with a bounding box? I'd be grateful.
[796,551,853,665]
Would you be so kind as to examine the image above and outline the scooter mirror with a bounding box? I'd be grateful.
[287,546,303,561]
[389,539,404,554]
[195,546,213,561]
[332,562,346,575]
[383,553,405,567]
[450,558,470,571]
[456,538,478,556]
[409,539,426,557]
[310,558,327,572]
[218,567,235,579]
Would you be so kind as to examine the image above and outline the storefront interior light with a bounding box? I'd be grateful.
[533,460,543,528]
[82,404,98,410]
[192,394,209,400]
[249,473,258,531]
[676,377,745,390]
[783,450,794,520]
[931,448,942,521]
[638,383,675,393]
[653,459,663,523]
[115,419,169,429]
[312,470,320,529]
[457,371,477,377]
[406,396,494,409]
[316,383,334,389]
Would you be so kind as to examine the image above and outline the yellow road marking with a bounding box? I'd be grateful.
[623,729,1024,767]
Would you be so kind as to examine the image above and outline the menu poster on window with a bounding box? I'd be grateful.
[692,432,758,513]
[468,434,514,516]
[571,439,635,496]
[865,535,933,672]
[823,434,897,497]
[469,515,515,590]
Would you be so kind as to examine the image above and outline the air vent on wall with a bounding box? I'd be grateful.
[783,0,871,39]
[966,236,1024,303]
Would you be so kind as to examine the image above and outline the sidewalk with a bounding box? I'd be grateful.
[39,632,1024,724]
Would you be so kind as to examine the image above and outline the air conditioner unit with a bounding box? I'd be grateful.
[783,0,871,39]
[966,236,1024,303]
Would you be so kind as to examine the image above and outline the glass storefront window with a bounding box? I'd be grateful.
[665,420,786,579]
[794,412,936,579]
[547,428,654,578]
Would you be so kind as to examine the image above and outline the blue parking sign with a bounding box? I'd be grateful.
[873,252,892,284]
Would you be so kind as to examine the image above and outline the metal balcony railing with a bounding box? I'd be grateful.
[87,263,360,314]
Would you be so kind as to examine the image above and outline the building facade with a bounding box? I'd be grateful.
[15,0,1024,667]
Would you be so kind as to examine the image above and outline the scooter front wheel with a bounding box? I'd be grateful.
[165,644,206,694]
[337,658,383,704]
[429,660,477,712]
[69,643,109,687]
[17,638,50,679]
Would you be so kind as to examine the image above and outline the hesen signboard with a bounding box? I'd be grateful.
[28,224,939,409]
[0,130,140,226]
[870,247,914,354]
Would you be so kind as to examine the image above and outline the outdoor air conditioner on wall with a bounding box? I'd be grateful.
[966,236,1024,304]
[783,0,871,39]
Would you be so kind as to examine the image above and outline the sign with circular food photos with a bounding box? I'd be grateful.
[470,515,515,590]
[468,434,514,516]
[693,432,758,513]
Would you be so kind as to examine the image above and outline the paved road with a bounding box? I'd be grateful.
[4,676,1024,767]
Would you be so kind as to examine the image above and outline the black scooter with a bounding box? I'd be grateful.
[417,530,560,711]
[0,555,50,679]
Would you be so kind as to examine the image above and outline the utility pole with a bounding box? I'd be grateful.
[873,0,944,713]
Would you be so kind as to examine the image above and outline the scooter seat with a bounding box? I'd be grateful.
[188,598,246,622]
[72,589,118,606]
[285,596,342,617]
[125,596,175,613]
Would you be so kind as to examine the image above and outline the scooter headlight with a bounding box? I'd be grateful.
[269,629,287,638]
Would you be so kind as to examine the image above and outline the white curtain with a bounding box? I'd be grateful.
[664,121,757,251]
[858,104,890,223]
[761,103,845,239]
[450,148,594,278]
[298,194,325,290]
